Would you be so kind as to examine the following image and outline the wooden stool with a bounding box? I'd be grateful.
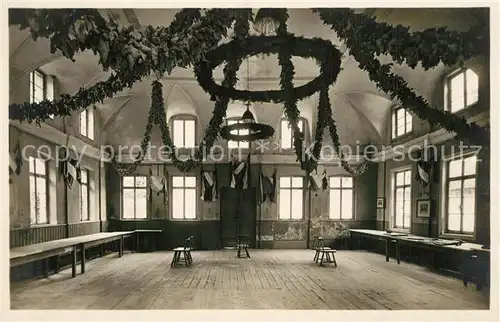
[318,248,337,267]
[237,243,250,258]
[170,236,194,267]
[170,247,192,267]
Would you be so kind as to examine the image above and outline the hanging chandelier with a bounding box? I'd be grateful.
[220,58,274,142]
[220,102,274,142]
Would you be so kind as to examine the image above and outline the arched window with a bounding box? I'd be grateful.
[226,118,249,149]
[170,115,196,148]
[391,105,412,140]
[444,68,479,113]
[280,117,306,149]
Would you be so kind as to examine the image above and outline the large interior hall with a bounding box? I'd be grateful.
[6,7,494,312]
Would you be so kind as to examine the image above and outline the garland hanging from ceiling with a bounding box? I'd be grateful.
[8,8,489,175]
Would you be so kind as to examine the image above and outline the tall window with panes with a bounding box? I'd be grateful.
[172,118,196,148]
[122,176,147,219]
[392,168,412,229]
[29,157,48,225]
[445,155,477,234]
[80,170,90,221]
[172,176,197,219]
[329,177,354,219]
[281,119,304,149]
[30,70,55,119]
[80,108,94,140]
[391,105,412,139]
[445,68,479,113]
[278,177,303,220]
[227,119,249,149]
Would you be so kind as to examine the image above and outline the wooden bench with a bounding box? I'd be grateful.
[171,236,194,267]
[10,231,136,278]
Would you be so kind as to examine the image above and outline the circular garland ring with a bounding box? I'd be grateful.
[195,35,342,103]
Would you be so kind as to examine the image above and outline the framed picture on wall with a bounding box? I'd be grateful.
[376,197,385,209]
[416,199,431,218]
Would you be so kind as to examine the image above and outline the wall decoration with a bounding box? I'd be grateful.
[416,199,431,218]
[376,197,385,209]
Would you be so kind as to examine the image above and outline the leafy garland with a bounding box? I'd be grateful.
[8,8,489,176]
[275,12,369,175]
[9,9,244,124]
[313,9,489,145]
[112,11,253,174]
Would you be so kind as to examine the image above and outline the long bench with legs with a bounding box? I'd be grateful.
[10,230,161,279]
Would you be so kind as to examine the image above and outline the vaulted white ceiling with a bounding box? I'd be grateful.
[9,8,485,147]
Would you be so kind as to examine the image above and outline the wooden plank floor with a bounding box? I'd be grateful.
[10,249,489,310]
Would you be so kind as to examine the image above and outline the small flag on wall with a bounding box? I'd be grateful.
[148,175,167,204]
[309,169,327,191]
[60,147,82,188]
[201,170,217,202]
[321,169,328,190]
[415,147,435,187]
[230,153,251,190]
[260,168,277,203]
[9,140,23,179]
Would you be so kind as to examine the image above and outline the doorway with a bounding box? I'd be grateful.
[219,187,256,248]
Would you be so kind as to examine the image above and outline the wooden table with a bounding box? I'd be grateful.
[134,229,163,252]
[10,231,135,278]
[349,229,490,289]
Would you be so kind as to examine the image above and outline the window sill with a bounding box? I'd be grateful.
[439,232,475,241]
[277,218,305,221]
[391,131,413,144]
[390,228,410,234]
[28,223,62,228]
[449,102,478,117]
[77,134,95,145]
[120,218,149,221]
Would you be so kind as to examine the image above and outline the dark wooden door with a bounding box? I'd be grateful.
[219,187,256,248]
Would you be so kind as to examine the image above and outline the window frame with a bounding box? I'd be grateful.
[328,176,355,220]
[280,118,305,149]
[443,154,478,235]
[80,169,90,221]
[29,156,49,226]
[392,167,412,231]
[121,176,148,220]
[79,108,94,140]
[171,175,197,220]
[391,105,412,140]
[445,67,479,114]
[278,176,304,220]
[171,115,197,148]
[30,70,55,119]
[226,118,250,150]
